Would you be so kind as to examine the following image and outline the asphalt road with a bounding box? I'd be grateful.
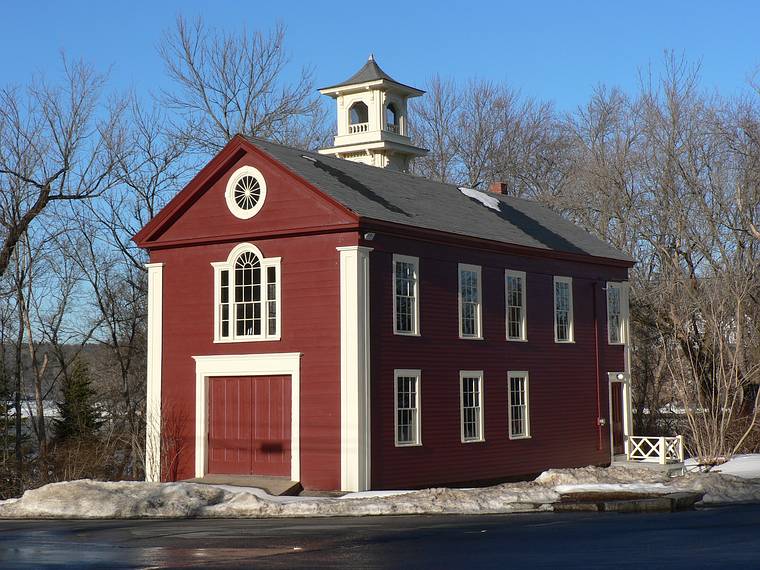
[1,505,759,569]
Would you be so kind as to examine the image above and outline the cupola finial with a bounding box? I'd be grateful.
[368,53,375,62]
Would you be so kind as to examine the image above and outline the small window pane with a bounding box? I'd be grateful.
[461,375,482,441]
[506,273,525,340]
[394,260,417,334]
[608,285,622,344]
[555,279,572,342]
[460,268,480,338]
[396,374,419,445]
[509,375,529,438]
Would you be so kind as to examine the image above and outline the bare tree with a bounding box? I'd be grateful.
[159,17,328,154]
[0,57,122,278]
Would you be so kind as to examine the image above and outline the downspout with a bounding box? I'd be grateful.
[593,282,603,451]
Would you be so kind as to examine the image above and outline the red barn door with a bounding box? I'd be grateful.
[208,376,291,477]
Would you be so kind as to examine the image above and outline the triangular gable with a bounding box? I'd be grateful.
[133,135,358,249]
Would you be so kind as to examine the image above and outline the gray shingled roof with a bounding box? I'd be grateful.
[248,137,633,263]
[320,56,423,93]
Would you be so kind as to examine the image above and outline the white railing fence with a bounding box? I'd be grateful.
[386,122,399,133]
[627,435,684,464]
[349,122,369,134]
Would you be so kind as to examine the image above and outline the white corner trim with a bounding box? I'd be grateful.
[192,352,302,482]
[337,245,373,492]
[145,262,164,482]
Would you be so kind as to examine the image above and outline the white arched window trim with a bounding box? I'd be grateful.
[211,243,282,343]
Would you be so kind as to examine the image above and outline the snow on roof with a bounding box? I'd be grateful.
[459,187,501,211]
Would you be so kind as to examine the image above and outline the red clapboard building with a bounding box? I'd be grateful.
[134,57,635,492]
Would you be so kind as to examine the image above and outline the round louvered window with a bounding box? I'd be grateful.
[225,166,267,219]
[234,176,261,211]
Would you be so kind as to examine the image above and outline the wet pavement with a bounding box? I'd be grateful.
[0,504,759,568]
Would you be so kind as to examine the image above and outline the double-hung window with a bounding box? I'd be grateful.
[606,282,627,344]
[394,369,421,446]
[458,264,482,339]
[505,270,527,341]
[393,255,420,335]
[213,243,281,342]
[508,372,530,439]
[553,276,574,343]
[460,371,484,442]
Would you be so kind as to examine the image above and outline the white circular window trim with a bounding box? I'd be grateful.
[225,166,267,219]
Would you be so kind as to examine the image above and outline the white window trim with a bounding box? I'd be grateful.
[394,369,422,447]
[225,165,267,219]
[606,282,628,345]
[553,276,574,343]
[507,371,531,440]
[460,370,485,443]
[392,254,420,336]
[505,269,527,341]
[212,242,281,343]
[458,263,483,340]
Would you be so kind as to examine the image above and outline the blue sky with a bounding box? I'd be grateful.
[2,1,759,110]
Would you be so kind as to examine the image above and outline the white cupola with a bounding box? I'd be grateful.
[318,55,427,172]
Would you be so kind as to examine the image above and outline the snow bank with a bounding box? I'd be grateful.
[0,480,557,519]
[535,465,670,487]
[713,455,760,479]
[3,461,760,519]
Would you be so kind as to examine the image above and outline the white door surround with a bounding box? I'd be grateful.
[608,371,632,460]
[192,352,302,481]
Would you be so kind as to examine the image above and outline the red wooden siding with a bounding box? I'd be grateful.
[152,145,355,245]
[208,375,291,477]
[368,233,627,489]
[148,146,359,490]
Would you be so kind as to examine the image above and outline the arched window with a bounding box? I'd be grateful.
[214,244,281,342]
[386,103,399,133]
[348,101,369,133]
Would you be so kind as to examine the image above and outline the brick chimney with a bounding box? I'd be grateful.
[489,181,509,194]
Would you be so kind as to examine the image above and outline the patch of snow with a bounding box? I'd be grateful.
[535,466,669,486]
[205,484,324,504]
[0,479,558,519]
[338,490,414,500]
[554,483,670,495]
[712,455,760,479]
[458,187,501,211]
[4,460,760,519]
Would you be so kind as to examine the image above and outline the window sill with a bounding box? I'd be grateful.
[459,335,484,341]
[394,442,423,448]
[394,331,421,337]
[461,438,485,444]
[506,337,528,342]
[509,435,532,441]
[554,340,575,344]
[214,336,282,344]
[608,341,626,346]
